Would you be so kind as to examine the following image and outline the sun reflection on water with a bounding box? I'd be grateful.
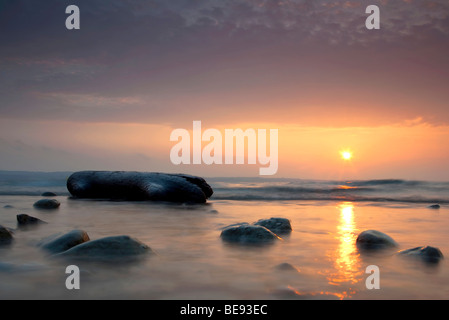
[325,202,363,298]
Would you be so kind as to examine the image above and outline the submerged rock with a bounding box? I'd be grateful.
[17,214,46,227]
[398,246,444,263]
[33,199,60,209]
[3,205,13,209]
[0,225,13,245]
[254,217,292,235]
[40,230,90,254]
[53,235,152,261]
[220,223,281,244]
[67,171,213,203]
[274,262,300,273]
[41,192,57,197]
[356,230,398,250]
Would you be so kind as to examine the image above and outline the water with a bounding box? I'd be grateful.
[0,171,448,299]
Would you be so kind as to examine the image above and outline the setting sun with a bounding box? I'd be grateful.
[341,151,352,160]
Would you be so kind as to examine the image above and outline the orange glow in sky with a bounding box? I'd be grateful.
[1,118,449,180]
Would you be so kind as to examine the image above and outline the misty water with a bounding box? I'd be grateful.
[1,174,449,299]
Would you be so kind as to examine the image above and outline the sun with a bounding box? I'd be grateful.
[341,151,352,160]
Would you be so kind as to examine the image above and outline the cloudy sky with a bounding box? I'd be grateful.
[1,0,449,180]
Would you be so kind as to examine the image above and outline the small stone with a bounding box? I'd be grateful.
[3,205,13,209]
[254,217,292,235]
[398,246,444,263]
[17,214,46,227]
[275,262,300,273]
[33,199,60,209]
[220,223,281,244]
[0,225,13,245]
[53,235,152,261]
[356,230,398,250]
[40,230,90,254]
[428,204,440,209]
[41,192,57,197]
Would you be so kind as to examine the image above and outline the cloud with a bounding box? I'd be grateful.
[0,0,448,127]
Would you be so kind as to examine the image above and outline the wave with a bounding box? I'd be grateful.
[210,193,449,204]
[0,171,447,204]
[208,179,449,203]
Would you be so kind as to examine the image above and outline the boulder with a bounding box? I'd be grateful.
[41,192,57,197]
[67,171,213,203]
[53,235,153,261]
[428,204,440,209]
[39,230,90,254]
[0,225,13,245]
[33,199,60,209]
[220,223,281,244]
[254,217,292,235]
[356,230,398,250]
[398,246,444,263]
[17,214,46,227]
[274,262,300,273]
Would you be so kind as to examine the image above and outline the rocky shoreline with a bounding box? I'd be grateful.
[0,171,445,289]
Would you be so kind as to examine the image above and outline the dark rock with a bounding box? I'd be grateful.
[0,225,13,245]
[53,235,152,261]
[33,199,60,209]
[254,217,292,235]
[41,192,57,197]
[428,204,440,209]
[356,230,398,250]
[67,171,213,203]
[3,205,13,209]
[39,230,90,254]
[17,214,46,227]
[220,223,281,244]
[275,262,300,273]
[398,246,444,263]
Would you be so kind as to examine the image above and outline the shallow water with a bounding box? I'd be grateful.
[1,194,448,300]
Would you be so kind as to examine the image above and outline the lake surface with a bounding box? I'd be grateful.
[0,172,448,299]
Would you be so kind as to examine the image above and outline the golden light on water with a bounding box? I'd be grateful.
[326,202,363,298]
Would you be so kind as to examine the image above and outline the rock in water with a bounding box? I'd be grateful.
[220,224,281,244]
[39,230,90,254]
[254,217,292,235]
[53,235,152,261]
[0,225,13,245]
[398,246,444,263]
[428,204,440,209]
[67,171,213,203]
[17,214,46,227]
[33,199,60,209]
[41,192,57,197]
[356,230,398,250]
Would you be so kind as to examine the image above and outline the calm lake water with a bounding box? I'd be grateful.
[0,173,448,299]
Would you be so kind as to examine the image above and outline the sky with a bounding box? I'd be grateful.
[0,0,449,180]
